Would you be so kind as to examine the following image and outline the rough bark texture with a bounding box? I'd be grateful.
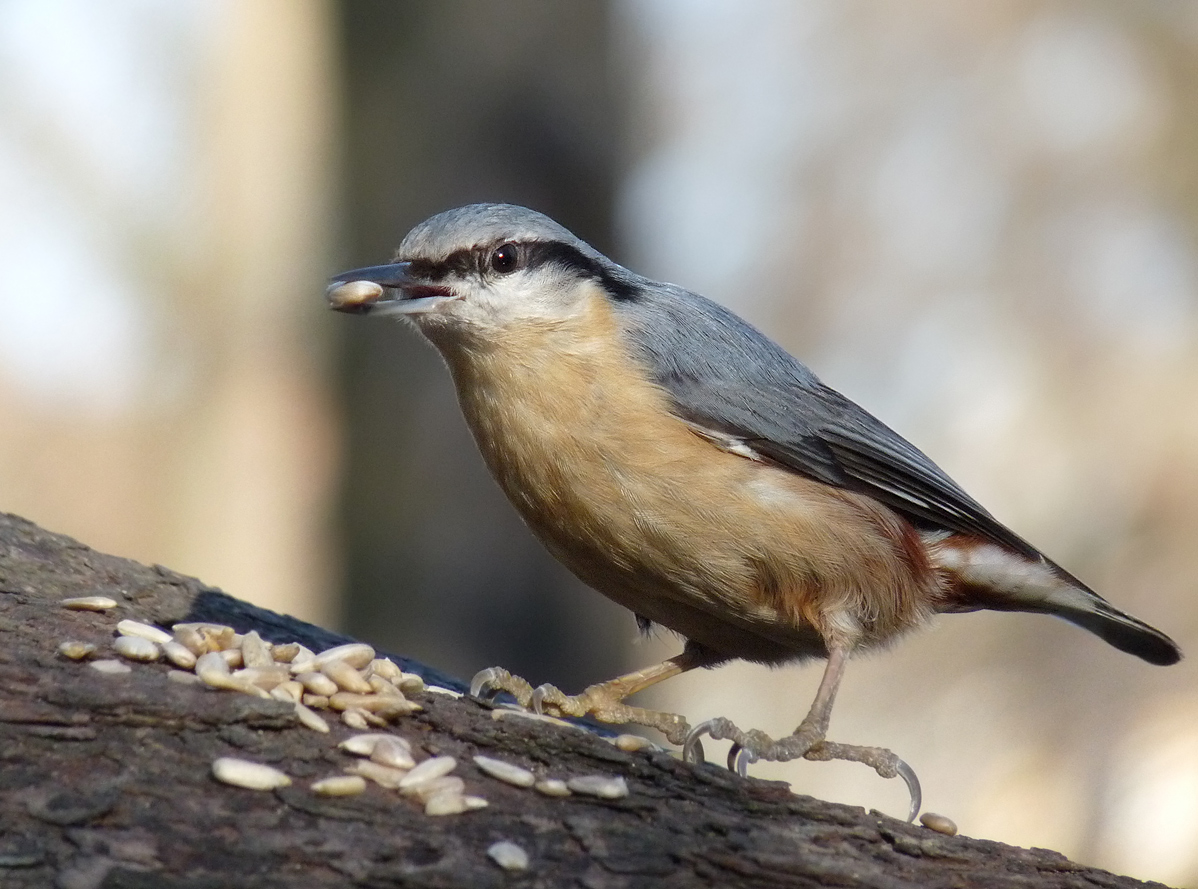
[0,512,1171,889]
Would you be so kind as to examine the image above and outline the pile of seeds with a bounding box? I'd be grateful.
[338,737,487,815]
[62,610,442,734]
[209,739,487,816]
[57,599,637,826]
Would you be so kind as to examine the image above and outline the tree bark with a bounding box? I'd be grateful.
[0,512,1170,888]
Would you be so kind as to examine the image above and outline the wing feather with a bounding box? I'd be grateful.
[616,283,1041,559]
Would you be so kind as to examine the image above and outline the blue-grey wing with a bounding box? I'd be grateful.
[616,283,1041,560]
[614,281,1189,667]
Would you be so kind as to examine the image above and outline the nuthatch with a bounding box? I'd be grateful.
[329,203,1181,820]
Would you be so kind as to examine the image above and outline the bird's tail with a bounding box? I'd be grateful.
[1053,595,1180,666]
[931,537,1181,666]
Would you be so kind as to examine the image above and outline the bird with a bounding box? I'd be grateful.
[327,202,1180,820]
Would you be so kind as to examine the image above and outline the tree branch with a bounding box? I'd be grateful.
[0,512,1170,888]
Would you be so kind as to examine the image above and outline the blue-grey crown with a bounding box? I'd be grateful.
[398,203,599,263]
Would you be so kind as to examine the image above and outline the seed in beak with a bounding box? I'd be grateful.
[328,280,384,311]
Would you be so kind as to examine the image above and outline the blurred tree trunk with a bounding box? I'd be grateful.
[332,0,633,691]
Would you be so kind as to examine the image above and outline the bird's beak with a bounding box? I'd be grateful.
[326,261,456,316]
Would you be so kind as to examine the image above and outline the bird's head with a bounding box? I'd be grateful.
[327,204,639,346]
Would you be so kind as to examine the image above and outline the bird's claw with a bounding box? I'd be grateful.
[468,667,502,700]
[894,756,922,824]
[469,666,534,706]
[727,743,751,777]
[469,670,579,718]
[682,718,733,767]
[681,717,922,822]
[530,683,561,716]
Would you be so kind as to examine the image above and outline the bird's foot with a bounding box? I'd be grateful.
[470,666,536,706]
[530,681,693,745]
[681,717,922,822]
[470,666,692,745]
[681,718,820,771]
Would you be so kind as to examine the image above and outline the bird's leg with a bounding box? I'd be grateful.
[471,642,721,745]
[682,645,922,821]
[683,644,849,763]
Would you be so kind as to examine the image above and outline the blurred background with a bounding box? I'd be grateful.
[1,0,1196,881]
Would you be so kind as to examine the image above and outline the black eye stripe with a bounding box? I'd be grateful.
[520,243,638,300]
[404,240,639,301]
[406,251,473,280]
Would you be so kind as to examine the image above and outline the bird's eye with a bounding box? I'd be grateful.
[490,243,520,274]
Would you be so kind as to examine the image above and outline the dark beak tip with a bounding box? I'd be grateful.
[326,260,414,312]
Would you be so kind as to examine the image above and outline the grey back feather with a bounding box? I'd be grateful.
[612,279,1049,562]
